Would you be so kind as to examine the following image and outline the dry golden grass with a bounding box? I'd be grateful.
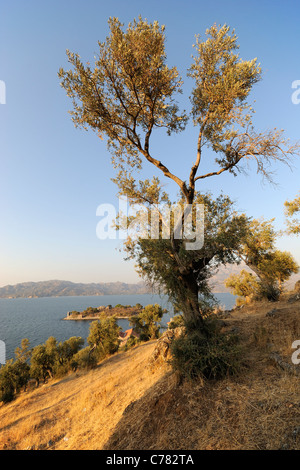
[0,294,299,450]
[104,297,300,450]
[0,341,167,450]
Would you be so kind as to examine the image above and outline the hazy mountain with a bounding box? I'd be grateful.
[0,280,152,298]
[1,265,299,299]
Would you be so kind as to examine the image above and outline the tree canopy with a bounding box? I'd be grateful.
[226,217,299,301]
[59,17,299,330]
[59,18,298,197]
[285,193,300,235]
[129,303,164,340]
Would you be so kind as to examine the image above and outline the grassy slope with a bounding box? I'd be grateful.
[0,294,299,450]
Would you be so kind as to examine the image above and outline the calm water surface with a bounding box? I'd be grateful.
[0,293,236,361]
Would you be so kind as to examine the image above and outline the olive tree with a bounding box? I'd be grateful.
[285,192,300,235]
[59,17,299,333]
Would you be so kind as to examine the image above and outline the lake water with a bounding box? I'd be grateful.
[0,293,236,362]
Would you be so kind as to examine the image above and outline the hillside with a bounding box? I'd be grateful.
[0,280,151,298]
[0,293,299,450]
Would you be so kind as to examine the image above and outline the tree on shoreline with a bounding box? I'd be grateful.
[59,18,299,336]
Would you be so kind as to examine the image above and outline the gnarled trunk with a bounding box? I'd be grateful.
[177,270,208,335]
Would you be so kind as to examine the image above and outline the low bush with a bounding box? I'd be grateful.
[170,321,244,381]
[72,347,98,370]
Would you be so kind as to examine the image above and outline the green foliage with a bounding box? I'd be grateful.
[0,318,123,404]
[58,16,186,171]
[85,307,100,315]
[57,337,84,364]
[0,358,30,403]
[29,335,85,382]
[59,17,299,334]
[168,314,185,329]
[59,18,298,190]
[125,192,249,325]
[230,218,299,301]
[14,338,31,363]
[87,315,120,360]
[257,281,281,302]
[188,24,261,149]
[123,336,139,351]
[30,343,55,384]
[0,360,17,403]
[170,323,243,381]
[12,360,31,392]
[53,336,85,376]
[130,304,164,341]
[72,347,97,370]
[284,192,300,235]
[0,338,32,403]
[225,269,259,304]
[257,250,299,289]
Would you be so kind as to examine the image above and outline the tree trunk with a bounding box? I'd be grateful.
[178,271,208,335]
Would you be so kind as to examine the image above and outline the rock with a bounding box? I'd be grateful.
[292,426,300,439]
[148,327,185,367]
[269,351,300,376]
[288,293,300,303]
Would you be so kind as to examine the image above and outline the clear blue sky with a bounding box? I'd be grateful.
[0,0,299,287]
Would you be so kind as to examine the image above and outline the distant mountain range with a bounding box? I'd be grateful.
[1,266,299,299]
[0,280,153,299]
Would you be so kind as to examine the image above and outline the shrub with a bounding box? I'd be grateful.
[72,347,97,370]
[170,322,243,381]
[57,337,84,366]
[87,316,120,360]
[130,304,164,341]
[123,336,139,351]
[168,314,185,329]
[0,361,17,403]
[257,281,280,302]
[13,361,30,392]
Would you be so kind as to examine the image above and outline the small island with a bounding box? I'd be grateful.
[63,303,144,321]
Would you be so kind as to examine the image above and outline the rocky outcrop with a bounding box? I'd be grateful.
[148,327,185,368]
[287,293,300,303]
[269,351,300,376]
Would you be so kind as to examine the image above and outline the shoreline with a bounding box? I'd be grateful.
[63,315,131,321]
